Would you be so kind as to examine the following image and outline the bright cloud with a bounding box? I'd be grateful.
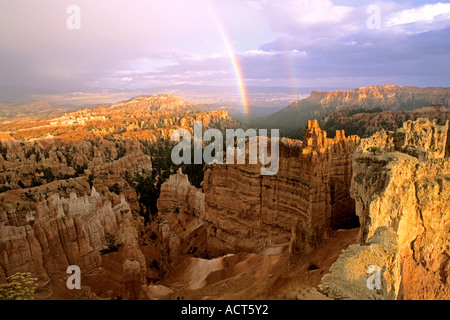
[257,0,358,38]
[386,2,450,26]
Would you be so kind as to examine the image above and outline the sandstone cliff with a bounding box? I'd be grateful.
[319,118,449,300]
[262,85,450,136]
[158,168,205,221]
[156,169,208,271]
[203,121,360,256]
[0,180,145,298]
[321,103,450,138]
[0,93,239,299]
[156,121,360,258]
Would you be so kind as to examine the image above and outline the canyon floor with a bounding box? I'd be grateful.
[1,92,448,300]
[47,227,359,300]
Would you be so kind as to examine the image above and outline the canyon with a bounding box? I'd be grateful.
[0,95,238,299]
[260,85,450,137]
[321,103,450,138]
[201,121,360,256]
[0,93,448,300]
[319,118,449,300]
[156,119,361,257]
[155,118,449,300]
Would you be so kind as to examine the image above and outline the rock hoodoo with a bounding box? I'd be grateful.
[0,182,145,298]
[319,118,449,300]
[203,120,360,255]
[157,121,360,257]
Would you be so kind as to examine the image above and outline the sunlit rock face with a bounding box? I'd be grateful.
[158,168,205,222]
[160,120,359,256]
[264,86,450,136]
[0,94,240,299]
[321,103,450,139]
[0,181,145,298]
[319,119,449,300]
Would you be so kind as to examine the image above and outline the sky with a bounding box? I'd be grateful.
[0,0,449,105]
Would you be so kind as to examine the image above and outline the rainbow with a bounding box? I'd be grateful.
[280,38,301,96]
[207,5,250,115]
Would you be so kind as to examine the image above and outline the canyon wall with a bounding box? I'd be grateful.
[157,169,206,270]
[0,180,146,298]
[158,168,205,221]
[155,117,449,300]
[0,94,240,299]
[446,126,450,157]
[319,118,449,300]
[263,85,450,135]
[158,121,359,256]
[321,103,450,139]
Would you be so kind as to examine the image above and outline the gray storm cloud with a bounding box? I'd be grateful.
[0,0,449,99]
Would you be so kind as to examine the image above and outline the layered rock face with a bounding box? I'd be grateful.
[263,85,450,136]
[0,94,239,299]
[321,103,450,138]
[311,85,450,111]
[158,169,205,221]
[157,169,207,270]
[0,181,145,298]
[202,120,360,255]
[446,126,450,157]
[358,118,448,160]
[320,118,449,300]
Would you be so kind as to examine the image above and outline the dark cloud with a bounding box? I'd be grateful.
[0,0,449,100]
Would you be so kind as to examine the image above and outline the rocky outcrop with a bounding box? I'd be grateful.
[159,221,181,272]
[0,181,144,298]
[157,169,207,270]
[358,118,448,160]
[119,218,147,300]
[318,227,399,300]
[321,103,450,138]
[158,168,205,221]
[320,118,449,300]
[263,85,450,135]
[203,120,360,255]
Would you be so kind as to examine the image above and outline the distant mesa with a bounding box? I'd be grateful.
[0,132,14,142]
[0,100,77,122]
[321,103,450,138]
[0,92,238,145]
[101,94,196,114]
[0,94,209,125]
[261,85,450,137]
